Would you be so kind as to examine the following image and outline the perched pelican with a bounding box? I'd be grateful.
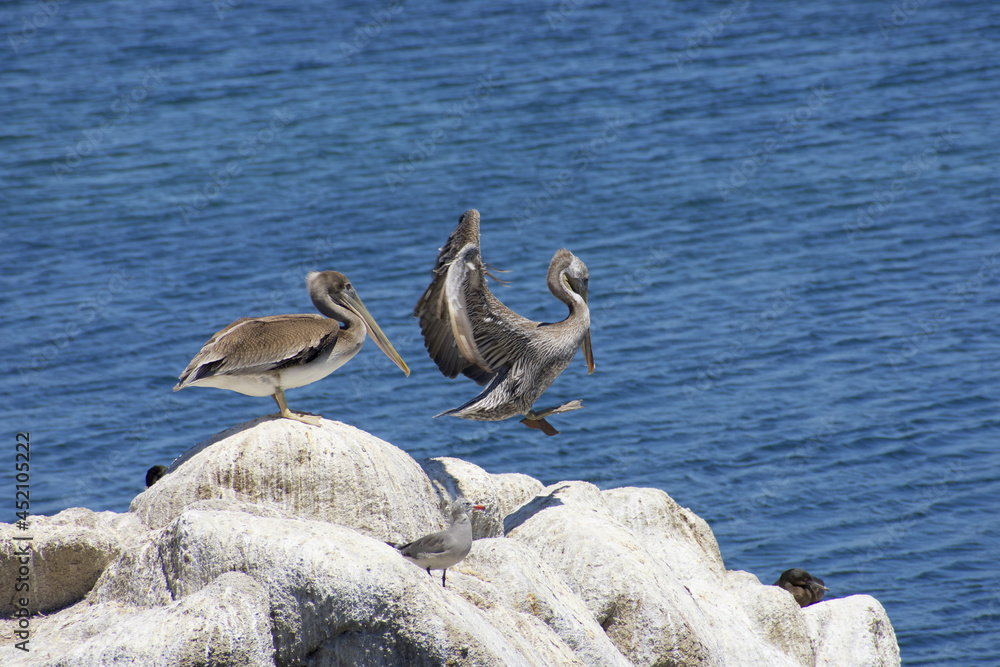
[174,271,410,425]
[774,568,829,607]
[414,209,594,435]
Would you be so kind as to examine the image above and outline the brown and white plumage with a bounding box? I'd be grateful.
[174,271,409,425]
[414,209,594,435]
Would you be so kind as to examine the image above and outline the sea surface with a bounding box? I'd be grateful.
[3,0,999,663]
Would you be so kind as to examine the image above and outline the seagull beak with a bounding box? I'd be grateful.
[343,290,410,376]
[473,504,485,511]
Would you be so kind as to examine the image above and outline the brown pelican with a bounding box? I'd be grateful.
[414,209,594,435]
[174,271,409,425]
[774,568,829,607]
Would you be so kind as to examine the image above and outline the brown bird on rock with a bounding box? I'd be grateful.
[774,568,829,607]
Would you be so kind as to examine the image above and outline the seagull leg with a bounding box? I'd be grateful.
[442,569,447,587]
[520,400,585,436]
[271,389,322,426]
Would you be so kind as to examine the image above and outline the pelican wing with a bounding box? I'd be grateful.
[416,242,533,386]
[415,210,494,383]
[175,314,340,388]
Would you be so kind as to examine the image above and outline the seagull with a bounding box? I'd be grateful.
[774,568,829,607]
[174,271,409,425]
[414,209,594,435]
[389,498,484,587]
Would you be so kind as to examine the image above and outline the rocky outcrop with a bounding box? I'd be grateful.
[0,419,900,666]
[0,508,145,616]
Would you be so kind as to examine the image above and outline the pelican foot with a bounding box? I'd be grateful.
[284,411,323,426]
[270,389,322,426]
[268,410,323,426]
[526,400,584,419]
[520,417,560,436]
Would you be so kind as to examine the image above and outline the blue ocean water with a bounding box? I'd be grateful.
[3,0,999,662]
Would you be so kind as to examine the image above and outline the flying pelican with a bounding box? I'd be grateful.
[174,271,409,425]
[414,209,594,435]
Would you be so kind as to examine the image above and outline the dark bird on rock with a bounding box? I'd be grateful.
[389,498,484,587]
[774,568,829,607]
[174,271,409,425]
[145,465,168,488]
[414,209,594,435]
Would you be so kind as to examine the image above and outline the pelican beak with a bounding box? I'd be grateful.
[582,329,594,374]
[575,278,595,374]
[343,290,411,376]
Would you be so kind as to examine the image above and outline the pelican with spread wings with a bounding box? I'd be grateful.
[414,209,594,435]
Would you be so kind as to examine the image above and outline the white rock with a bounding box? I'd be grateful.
[99,508,582,666]
[0,508,145,616]
[505,481,721,665]
[131,417,444,543]
[804,595,901,666]
[422,456,545,538]
[0,571,274,667]
[0,419,900,667]
[603,487,816,666]
[459,537,632,667]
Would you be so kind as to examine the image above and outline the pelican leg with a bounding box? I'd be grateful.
[520,417,560,436]
[527,400,585,418]
[520,400,585,436]
[271,389,322,426]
